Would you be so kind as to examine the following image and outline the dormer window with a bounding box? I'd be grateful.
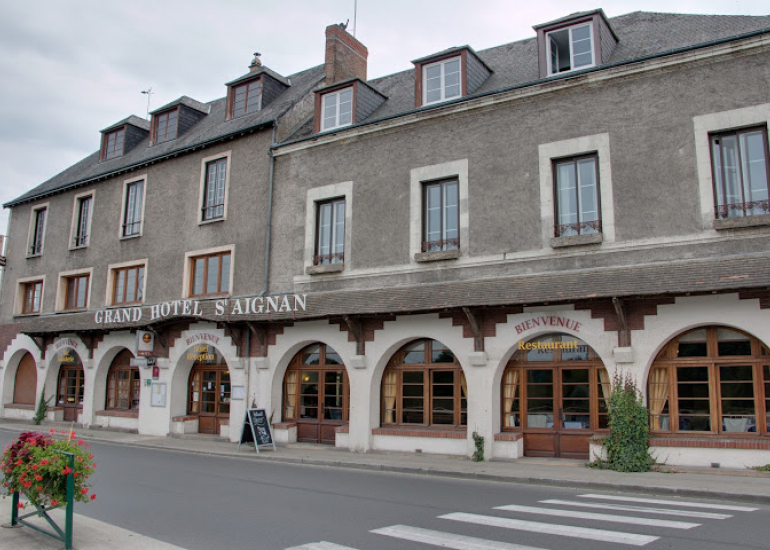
[101,127,125,160]
[153,108,178,144]
[547,23,594,74]
[423,57,461,105]
[231,79,262,118]
[322,87,353,131]
[412,47,491,109]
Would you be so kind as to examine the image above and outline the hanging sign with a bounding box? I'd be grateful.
[152,366,160,380]
[136,330,154,356]
[237,408,275,453]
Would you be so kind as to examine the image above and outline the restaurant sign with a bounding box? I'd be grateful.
[94,294,307,326]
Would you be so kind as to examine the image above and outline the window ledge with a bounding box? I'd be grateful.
[95,409,139,418]
[68,245,89,251]
[272,422,297,430]
[494,432,523,442]
[13,313,40,318]
[4,403,35,410]
[414,249,460,263]
[26,254,42,259]
[172,415,198,422]
[712,214,770,230]
[56,308,87,314]
[198,217,225,226]
[119,234,141,241]
[306,263,344,275]
[550,233,603,249]
[373,427,467,439]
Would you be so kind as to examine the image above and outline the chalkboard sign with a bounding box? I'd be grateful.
[237,408,276,453]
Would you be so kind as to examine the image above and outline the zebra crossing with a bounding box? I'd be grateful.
[285,493,759,550]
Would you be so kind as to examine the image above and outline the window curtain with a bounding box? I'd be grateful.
[648,367,669,431]
[285,371,297,420]
[503,369,519,428]
[383,369,398,423]
[598,368,611,401]
[460,370,468,399]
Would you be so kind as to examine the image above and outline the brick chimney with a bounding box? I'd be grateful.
[324,23,368,85]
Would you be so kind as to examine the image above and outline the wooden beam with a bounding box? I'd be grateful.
[612,297,630,347]
[462,307,484,352]
[246,322,267,357]
[222,323,242,357]
[343,315,364,355]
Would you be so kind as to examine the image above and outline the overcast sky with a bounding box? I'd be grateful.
[1,0,767,238]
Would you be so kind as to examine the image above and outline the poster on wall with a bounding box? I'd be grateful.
[136,330,155,357]
[150,383,167,407]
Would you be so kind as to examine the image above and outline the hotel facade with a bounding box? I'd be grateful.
[2,9,770,468]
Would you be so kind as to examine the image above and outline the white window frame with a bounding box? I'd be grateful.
[693,103,770,228]
[14,275,45,316]
[546,23,595,76]
[105,259,148,307]
[409,159,469,263]
[198,151,231,224]
[538,134,615,248]
[69,191,94,250]
[119,175,146,239]
[422,56,462,105]
[321,87,354,132]
[304,181,353,273]
[56,268,93,311]
[182,244,234,299]
[26,202,49,257]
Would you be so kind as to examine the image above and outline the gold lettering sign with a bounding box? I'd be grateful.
[518,340,580,351]
[57,349,76,363]
[186,344,216,362]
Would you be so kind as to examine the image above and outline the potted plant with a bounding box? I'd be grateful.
[1,430,96,510]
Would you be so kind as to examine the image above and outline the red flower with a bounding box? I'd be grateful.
[29,439,37,446]
[17,503,24,509]
[90,494,96,501]
[76,457,83,463]
[61,467,72,475]
[34,474,42,481]
[40,460,49,466]
[51,499,59,506]
[80,488,88,495]
[36,486,43,491]
[49,429,56,434]
[77,440,83,445]
[74,473,79,478]
[88,454,94,459]
[31,464,39,470]
[4,468,11,474]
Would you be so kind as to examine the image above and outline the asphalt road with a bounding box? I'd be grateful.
[1,430,769,550]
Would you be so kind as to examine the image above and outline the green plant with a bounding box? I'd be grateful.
[752,464,770,472]
[602,372,654,473]
[33,390,52,425]
[1,430,96,510]
[472,431,485,462]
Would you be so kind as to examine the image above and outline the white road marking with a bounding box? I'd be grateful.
[372,524,549,550]
[541,499,733,519]
[579,494,759,512]
[495,503,699,529]
[285,542,361,550]
[440,512,658,546]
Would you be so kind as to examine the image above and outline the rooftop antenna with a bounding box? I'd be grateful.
[352,0,357,37]
[141,88,154,119]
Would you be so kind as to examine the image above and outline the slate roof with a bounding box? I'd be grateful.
[7,12,770,208]
[100,115,150,134]
[5,64,325,207]
[17,252,770,335]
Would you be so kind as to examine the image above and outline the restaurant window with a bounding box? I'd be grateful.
[546,23,594,75]
[106,350,140,411]
[202,158,227,221]
[122,180,144,237]
[190,251,231,297]
[321,88,353,131]
[554,154,601,237]
[314,198,345,265]
[422,57,461,105]
[111,264,145,305]
[423,179,459,252]
[381,339,467,429]
[648,327,770,435]
[29,206,47,256]
[21,280,43,315]
[101,127,125,160]
[711,127,770,219]
[153,108,178,144]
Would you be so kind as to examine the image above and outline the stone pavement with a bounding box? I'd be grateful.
[1,418,769,549]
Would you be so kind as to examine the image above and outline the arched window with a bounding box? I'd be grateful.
[13,353,37,405]
[106,349,140,410]
[649,327,770,435]
[381,339,467,429]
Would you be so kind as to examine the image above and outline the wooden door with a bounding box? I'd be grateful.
[57,364,84,422]
[13,353,37,405]
[189,366,230,434]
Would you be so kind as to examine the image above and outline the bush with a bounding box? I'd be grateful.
[33,390,52,425]
[1,430,96,509]
[472,431,485,462]
[603,373,654,472]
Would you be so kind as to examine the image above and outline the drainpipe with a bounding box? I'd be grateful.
[260,122,277,297]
